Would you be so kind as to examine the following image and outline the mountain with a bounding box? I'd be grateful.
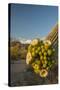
[11,37,31,44]
[20,39,31,44]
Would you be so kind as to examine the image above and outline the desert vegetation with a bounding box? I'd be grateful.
[10,41,29,60]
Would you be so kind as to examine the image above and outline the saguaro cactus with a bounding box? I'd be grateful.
[26,24,58,78]
[26,39,55,77]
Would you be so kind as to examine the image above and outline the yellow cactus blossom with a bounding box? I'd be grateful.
[32,48,35,52]
[31,39,39,46]
[32,52,35,57]
[42,48,45,53]
[35,60,40,65]
[44,40,51,50]
[40,56,43,60]
[41,60,47,65]
[26,52,32,64]
[44,40,51,46]
[32,63,39,70]
[44,52,47,56]
[35,49,38,54]
[32,63,35,67]
[44,56,47,60]
[47,49,52,56]
[41,45,44,49]
[39,51,42,56]
[39,69,48,77]
[44,43,49,49]
[34,64,39,70]
[37,47,40,51]
[42,60,47,68]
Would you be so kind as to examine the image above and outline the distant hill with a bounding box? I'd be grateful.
[10,39,29,60]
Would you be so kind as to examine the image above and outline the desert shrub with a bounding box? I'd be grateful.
[10,45,20,60]
[10,41,28,60]
[19,48,27,59]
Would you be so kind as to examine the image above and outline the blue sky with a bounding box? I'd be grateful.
[10,4,58,40]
